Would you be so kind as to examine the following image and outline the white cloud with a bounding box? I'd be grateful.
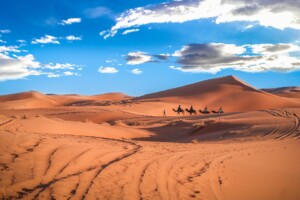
[101,0,300,38]
[47,73,60,78]
[64,71,73,76]
[16,40,26,43]
[0,44,81,81]
[44,63,77,70]
[0,30,11,34]
[66,35,82,41]
[64,71,79,76]
[0,40,6,43]
[0,53,41,81]
[32,35,60,44]
[130,68,142,75]
[170,43,300,73]
[105,59,119,65]
[0,45,21,53]
[126,51,152,65]
[249,43,300,55]
[122,29,140,35]
[60,18,81,25]
[84,7,111,18]
[242,24,254,31]
[98,66,118,73]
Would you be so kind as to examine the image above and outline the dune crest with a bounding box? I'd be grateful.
[262,87,300,99]
[135,75,300,112]
[0,75,299,113]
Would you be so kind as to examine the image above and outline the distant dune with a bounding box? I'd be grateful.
[0,92,130,110]
[262,87,300,98]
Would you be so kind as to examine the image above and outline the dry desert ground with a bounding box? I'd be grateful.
[0,76,300,200]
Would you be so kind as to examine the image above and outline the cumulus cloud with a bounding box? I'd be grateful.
[122,29,140,35]
[170,43,300,73]
[126,51,152,65]
[66,35,82,41]
[0,53,41,81]
[0,45,21,53]
[101,0,300,38]
[32,35,60,44]
[98,66,118,73]
[0,44,81,81]
[126,52,169,65]
[130,68,142,75]
[153,53,170,60]
[60,18,81,25]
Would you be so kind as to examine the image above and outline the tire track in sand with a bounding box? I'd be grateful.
[81,143,141,200]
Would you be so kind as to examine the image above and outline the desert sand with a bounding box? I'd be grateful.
[0,75,300,200]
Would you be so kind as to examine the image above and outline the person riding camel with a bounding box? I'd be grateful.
[204,106,208,113]
[218,107,224,113]
[178,105,182,111]
[190,105,194,110]
[173,105,185,115]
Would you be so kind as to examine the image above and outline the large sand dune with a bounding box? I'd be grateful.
[0,75,299,200]
[137,75,300,112]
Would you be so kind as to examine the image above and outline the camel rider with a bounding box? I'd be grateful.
[204,106,208,113]
[178,105,182,111]
[190,105,194,111]
[219,107,223,113]
[163,109,166,116]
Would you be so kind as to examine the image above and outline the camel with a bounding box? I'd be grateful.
[185,106,197,115]
[212,107,224,114]
[173,105,185,116]
[199,106,210,114]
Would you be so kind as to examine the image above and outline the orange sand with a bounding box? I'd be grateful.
[0,76,299,200]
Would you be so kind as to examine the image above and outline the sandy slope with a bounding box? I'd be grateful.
[0,76,300,199]
[1,76,299,114]
[262,87,300,99]
[0,92,130,110]
[0,106,299,200]
[137,75,300,113]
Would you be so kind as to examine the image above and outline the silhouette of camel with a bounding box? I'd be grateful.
[199,106,210,114]
[212,107,224,114]
[173,105,185,116]
[185,106,197,115]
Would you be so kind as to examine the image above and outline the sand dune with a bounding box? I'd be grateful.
[262,87,300,99]
[0,92,130,110]
[0,76,299,113]
[137,75,300,112]
[0,75,300,200]
[0,91,57,110]
[0,107,299,200]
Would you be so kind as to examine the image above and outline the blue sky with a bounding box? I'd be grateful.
[1,0,300,96]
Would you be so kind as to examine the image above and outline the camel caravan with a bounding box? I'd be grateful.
[172,105,224,116]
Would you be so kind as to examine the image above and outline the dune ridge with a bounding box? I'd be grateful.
[262,87,300,99]
[1,76,299,112]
